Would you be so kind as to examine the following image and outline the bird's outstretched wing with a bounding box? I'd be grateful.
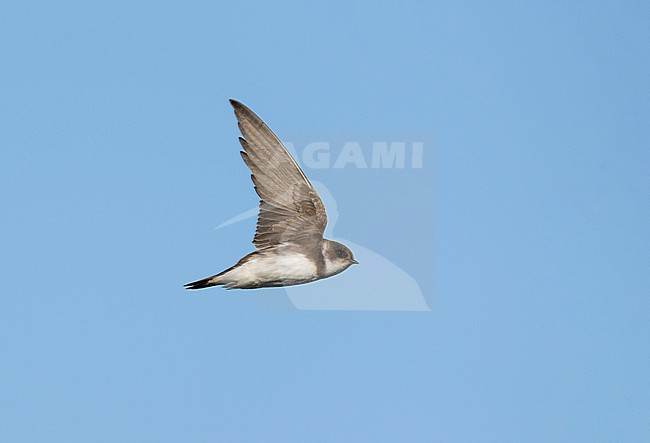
[230,99,327,249]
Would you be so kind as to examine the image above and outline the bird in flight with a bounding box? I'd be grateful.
[185,100,358,290]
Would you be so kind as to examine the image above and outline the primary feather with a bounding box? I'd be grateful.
[230,99,327,249]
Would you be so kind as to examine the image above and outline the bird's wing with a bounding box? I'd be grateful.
[230,99,327,249]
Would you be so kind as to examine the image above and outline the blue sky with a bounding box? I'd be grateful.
[1,1,649,441]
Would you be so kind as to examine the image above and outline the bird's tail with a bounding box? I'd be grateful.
[185,251,259,290]
[184,274,223,290]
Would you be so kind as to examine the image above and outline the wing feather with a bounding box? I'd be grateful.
[229,99,327,249]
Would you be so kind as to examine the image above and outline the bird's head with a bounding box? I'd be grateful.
[322,240,358,276]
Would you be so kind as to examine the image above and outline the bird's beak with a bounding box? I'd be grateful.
[351,259,359,265]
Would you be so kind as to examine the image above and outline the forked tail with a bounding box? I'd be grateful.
[184,251,260,290]
[184,274,221,290]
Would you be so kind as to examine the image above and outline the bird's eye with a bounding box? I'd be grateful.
[336,249,345,258]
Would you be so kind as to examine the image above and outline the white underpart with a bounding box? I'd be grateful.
[324,256,349,277]
[215,252,317,288]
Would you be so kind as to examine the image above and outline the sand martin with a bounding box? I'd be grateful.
[185,100,357,290]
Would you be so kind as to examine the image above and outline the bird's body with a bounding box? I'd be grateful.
[185,240,353,290]
[185,100,357,290]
